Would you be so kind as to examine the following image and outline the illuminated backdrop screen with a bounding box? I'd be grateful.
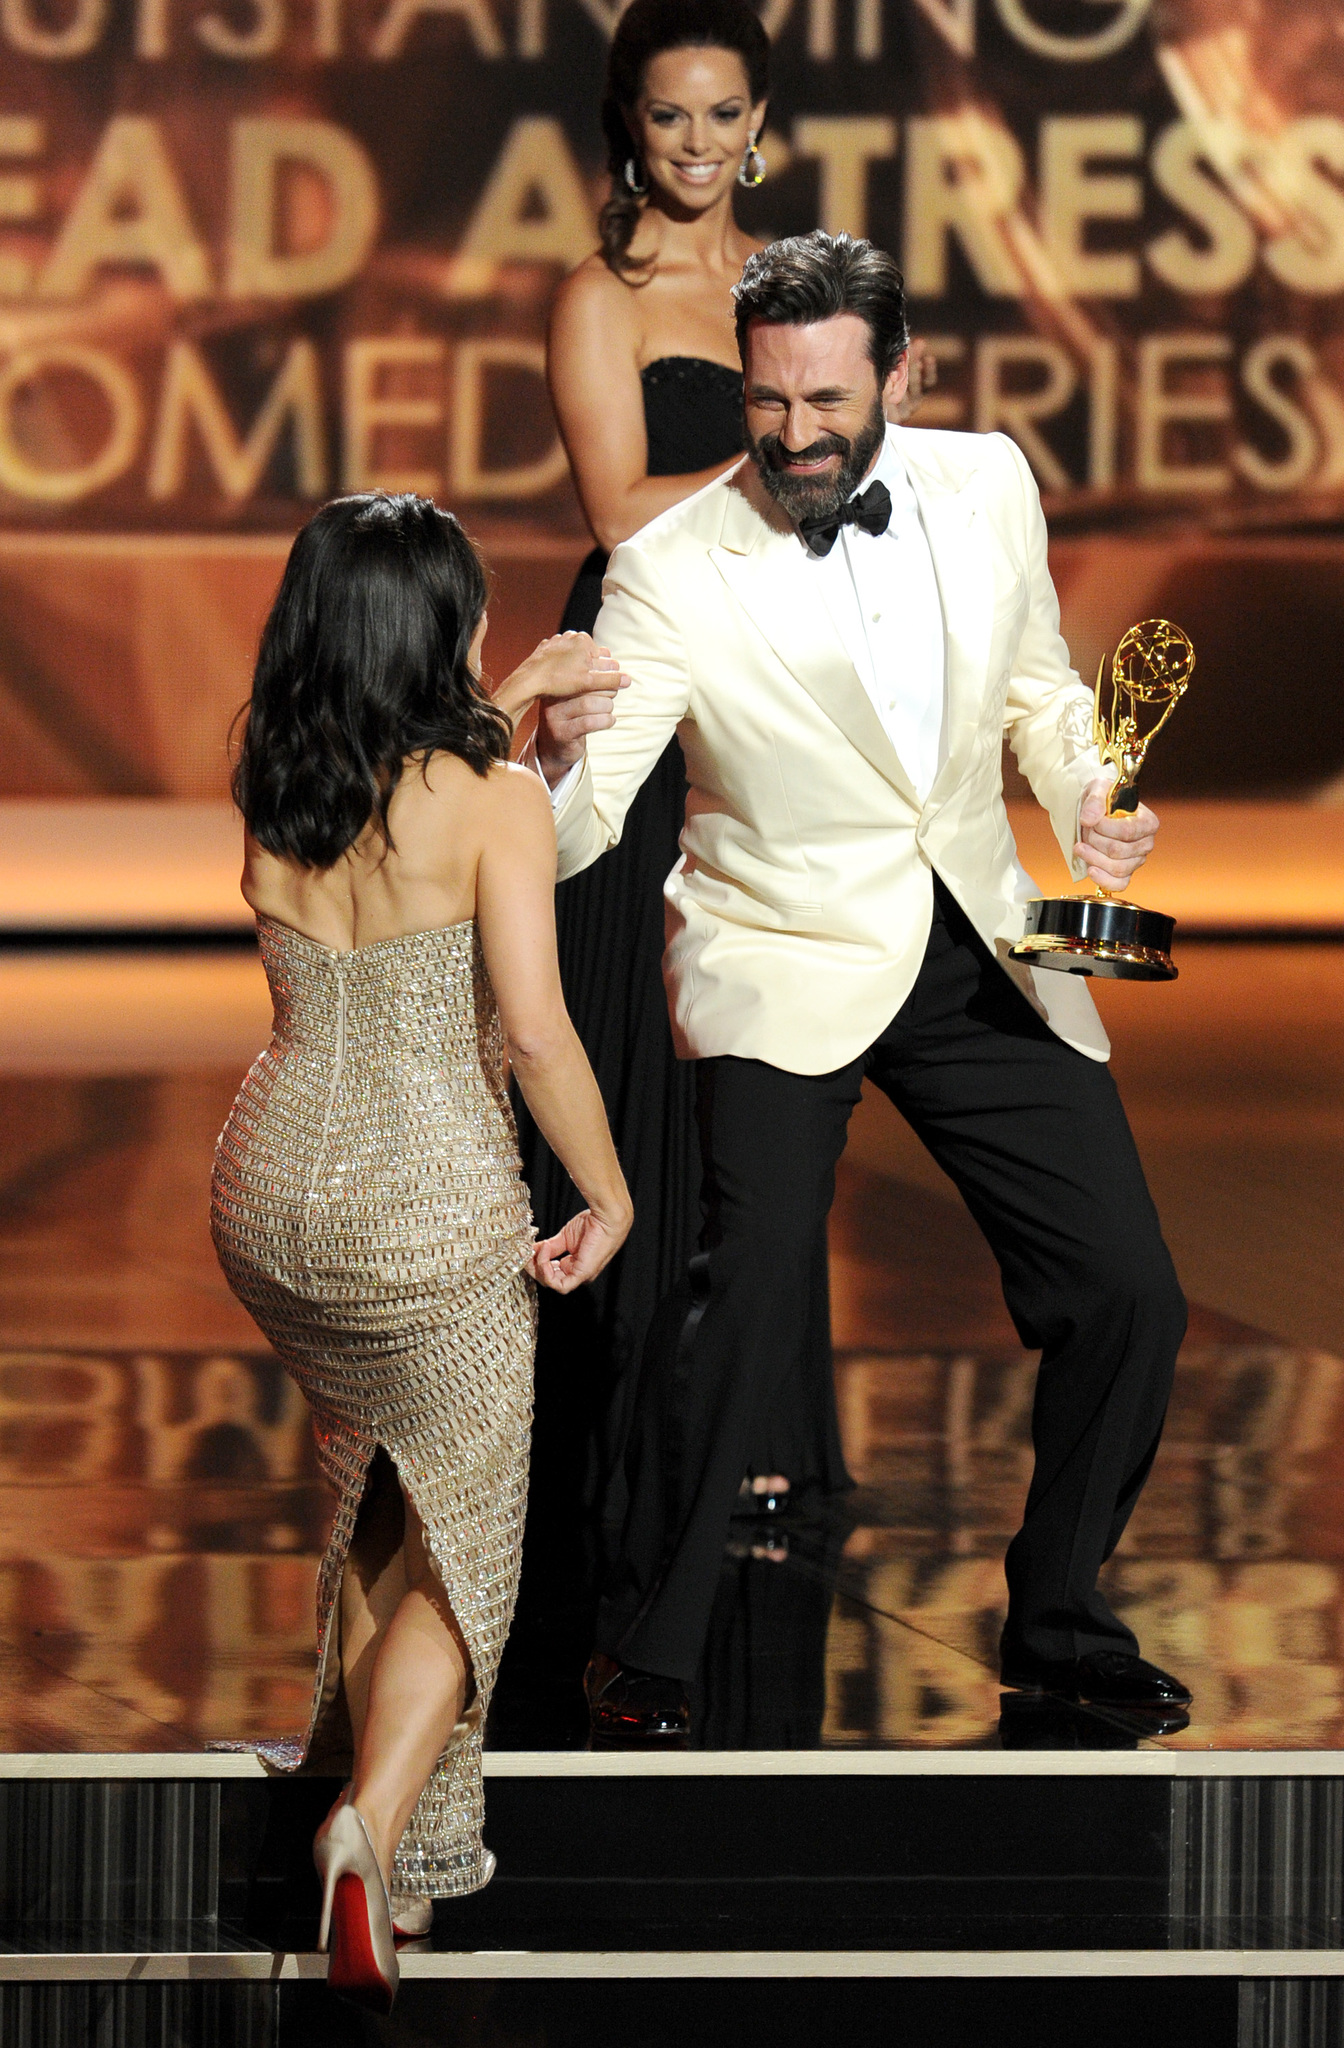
[0,0,1341,800]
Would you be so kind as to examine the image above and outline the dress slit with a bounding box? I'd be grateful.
[295,1340,529,1898]
[210,918,537,1900]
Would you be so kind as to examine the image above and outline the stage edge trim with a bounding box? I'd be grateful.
[3,1751,1344,1781]
[2,1952,1344,1982]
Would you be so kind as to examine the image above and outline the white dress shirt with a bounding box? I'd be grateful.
[538,429,948,808]
[806,431,947,802]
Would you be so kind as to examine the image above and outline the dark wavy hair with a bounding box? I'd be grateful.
[232,493,510,870]
[733,231,910,381]
[600,0,770,278]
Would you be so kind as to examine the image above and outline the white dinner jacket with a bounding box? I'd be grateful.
[553,423,1110,1075]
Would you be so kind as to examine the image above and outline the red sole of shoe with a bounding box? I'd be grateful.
[327,1870,394,2013]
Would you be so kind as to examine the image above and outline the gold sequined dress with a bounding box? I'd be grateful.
[210,914,536,1898]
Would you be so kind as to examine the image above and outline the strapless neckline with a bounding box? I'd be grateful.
[558,349,745,611]
[640,354,742,383]
[257,911,474,960]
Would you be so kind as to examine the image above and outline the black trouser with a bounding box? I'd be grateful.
[595,876,1187,1684]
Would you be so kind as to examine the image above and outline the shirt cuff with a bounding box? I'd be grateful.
[521,735,582,811]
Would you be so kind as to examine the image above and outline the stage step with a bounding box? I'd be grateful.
[2,1754,1343,2045]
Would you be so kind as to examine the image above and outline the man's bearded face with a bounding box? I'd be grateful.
[745,389,887,524]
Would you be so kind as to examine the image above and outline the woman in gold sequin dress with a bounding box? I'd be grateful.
[211,493,632,2010]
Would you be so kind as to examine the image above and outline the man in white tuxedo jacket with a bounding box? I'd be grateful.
[535,233,1189,1739]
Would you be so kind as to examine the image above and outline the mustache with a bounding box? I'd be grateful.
[756,432,851,471]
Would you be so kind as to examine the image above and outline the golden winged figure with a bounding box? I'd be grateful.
[1095,619,1196,815]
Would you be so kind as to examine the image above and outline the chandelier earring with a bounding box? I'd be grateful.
[738,134,767,188]
[623,156,648,198]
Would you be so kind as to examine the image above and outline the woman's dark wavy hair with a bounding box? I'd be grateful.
[600,0,770,278]
[232,493,510,870]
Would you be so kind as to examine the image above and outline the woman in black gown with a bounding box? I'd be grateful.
[497,6,862,1744]
[528,359,846,1522]
[519,0,851,1553]
[502,0,930,1740]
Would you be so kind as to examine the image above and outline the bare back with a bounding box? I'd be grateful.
[241,753,580,1090]
[243,754,526,953]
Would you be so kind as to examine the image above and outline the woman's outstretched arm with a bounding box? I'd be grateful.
[491,631,629,727]
[475,765,632,1291]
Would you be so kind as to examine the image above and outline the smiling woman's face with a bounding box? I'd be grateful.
[630,45,766,217]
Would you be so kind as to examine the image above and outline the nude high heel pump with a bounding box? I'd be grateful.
[314,1802,400,2013]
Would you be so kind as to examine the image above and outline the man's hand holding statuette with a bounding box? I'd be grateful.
[1074,775,1159,892]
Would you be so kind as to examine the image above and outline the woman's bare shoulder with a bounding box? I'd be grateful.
[239,831,277,907]
[240,830,308,895]
[420,755,552,822]
[388,760,549,893]
[552,253,636,330]
[548,262,644,434]
[482,759,556,827]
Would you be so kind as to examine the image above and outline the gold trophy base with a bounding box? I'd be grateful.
[1009,895,1178,981]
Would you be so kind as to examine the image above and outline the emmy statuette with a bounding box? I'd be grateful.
[1009,619,1195,982]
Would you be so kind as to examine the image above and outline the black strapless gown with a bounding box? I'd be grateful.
[510,356,844,1630]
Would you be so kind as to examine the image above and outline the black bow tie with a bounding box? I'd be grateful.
[797,478,892,558]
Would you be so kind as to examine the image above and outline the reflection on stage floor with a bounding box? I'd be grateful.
[1,945,1343,1757]
[8,1332,1344,1753]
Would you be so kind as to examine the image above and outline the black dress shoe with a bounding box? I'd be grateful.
[1001,1648,1192,1709]
[998,1691,1191,1748]
[584,1655,690,1747]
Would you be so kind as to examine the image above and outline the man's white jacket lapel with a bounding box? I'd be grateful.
[707,471,921,813]
[555,425,1110,1074]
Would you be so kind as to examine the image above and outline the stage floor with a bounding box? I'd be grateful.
[0,942,1341,1756]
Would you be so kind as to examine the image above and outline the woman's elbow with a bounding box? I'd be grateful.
[591,513,634,553]
[586,490,642,553]
[506,1019,573,1070]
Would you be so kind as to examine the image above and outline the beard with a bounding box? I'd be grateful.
[746,393,888,524]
